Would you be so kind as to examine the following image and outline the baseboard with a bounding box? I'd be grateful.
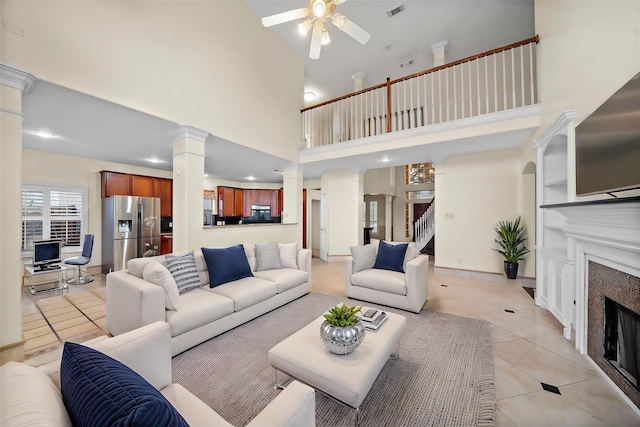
[328,255,351,263]
[434,266,536,287]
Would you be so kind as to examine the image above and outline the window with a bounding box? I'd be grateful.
[363,200,378,233]
[369,201,378,233]
[406,163,435,185]
[21,184,87,251]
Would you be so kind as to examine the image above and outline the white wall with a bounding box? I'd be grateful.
[364,167,396,195]
[22,149,173,267]
[321,169,363,256]
[435,149,531,274]
[1,1,304,161]
[534,0,640,146]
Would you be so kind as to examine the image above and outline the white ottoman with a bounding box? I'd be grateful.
[268,311,406,425]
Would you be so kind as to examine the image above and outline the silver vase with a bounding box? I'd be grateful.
[319,320,366,355]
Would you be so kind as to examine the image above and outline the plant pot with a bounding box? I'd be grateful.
[504,261,519,279]
[319,320,366,355]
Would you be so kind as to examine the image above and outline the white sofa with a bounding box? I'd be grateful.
[0,322,315,427]
[107,245,311,356]
[345,241,429,313]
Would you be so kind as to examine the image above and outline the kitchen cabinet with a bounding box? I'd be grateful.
[131,175,155,197]
[101,171,131,197]
[154,178,173,217]
[101,171,173,218]
[234,189,244,217]
[160,235,173,255]
[271,190,280,216]
[259,190,271,206]
[218,186,243,217]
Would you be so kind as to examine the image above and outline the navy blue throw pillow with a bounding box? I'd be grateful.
[373,240,408,273]
[60,342,189,427]
[202,244,253,287]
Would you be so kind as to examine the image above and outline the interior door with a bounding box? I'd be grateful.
[320,193,328,262]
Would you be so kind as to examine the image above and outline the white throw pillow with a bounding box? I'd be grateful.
[0,362,72,427]
[143,260,181,310]
[255,242,283,271]
[278,243,298,269]
[350,244,376,273]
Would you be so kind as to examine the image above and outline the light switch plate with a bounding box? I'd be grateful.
[3,21,24,37]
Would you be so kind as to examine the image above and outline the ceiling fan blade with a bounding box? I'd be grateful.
[262,8,308,27]
[309,24,322,59]
[337,17,371,45]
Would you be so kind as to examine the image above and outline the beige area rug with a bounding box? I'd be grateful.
[172,293,495,427]
[29,289,108,359]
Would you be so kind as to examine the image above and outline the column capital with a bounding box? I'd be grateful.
[430,40,449,55]
[0,63,36,92]
[284,163,304,172]
[171,124,210,143]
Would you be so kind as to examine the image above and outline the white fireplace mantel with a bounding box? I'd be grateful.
[548,198,640,354]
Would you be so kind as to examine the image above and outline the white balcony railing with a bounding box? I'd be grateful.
[301,36,539,149]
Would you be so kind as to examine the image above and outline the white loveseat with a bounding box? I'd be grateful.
[107,244,311,356]
[0,322,315,427]
[345,240,429,313]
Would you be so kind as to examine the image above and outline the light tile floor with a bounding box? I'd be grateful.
[4,257,640,426]
[311,257,640,427]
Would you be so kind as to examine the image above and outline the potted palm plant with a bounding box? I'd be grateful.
[320,304,365,354]
[493,216,530,279]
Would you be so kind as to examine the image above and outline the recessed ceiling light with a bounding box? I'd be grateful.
[246,176,257,181]
[304,91,316,101]
[34,131,56,139]
[146,158,164,164]
[382,157,390,163]
[204,174,209,177]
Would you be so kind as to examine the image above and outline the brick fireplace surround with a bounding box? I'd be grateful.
[550,197,640,411]
[587,262,640,408]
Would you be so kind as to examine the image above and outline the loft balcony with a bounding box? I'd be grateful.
[300,37,539,155]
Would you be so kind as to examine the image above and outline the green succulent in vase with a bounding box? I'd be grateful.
[323,304,363,327]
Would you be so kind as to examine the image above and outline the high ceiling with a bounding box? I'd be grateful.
[21,1,535,183]
[246,0,535,105]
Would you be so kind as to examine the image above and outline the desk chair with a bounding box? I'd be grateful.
[64,234,94,285]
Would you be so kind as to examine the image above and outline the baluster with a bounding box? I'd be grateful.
[453,65,458,120]
[477,59,482,115]
[445,69,450,122]
[511,47,516,109]
[492,54,497,113]
[502,51,507,111]
[438,70,443,123]
[529,42,535,104]
[519,45,524,107]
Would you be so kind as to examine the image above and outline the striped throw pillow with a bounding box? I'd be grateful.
[165,251,201,294]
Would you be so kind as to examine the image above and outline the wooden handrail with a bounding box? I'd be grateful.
[301,35,539,113]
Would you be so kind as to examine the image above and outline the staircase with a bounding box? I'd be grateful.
[414,200,435,253]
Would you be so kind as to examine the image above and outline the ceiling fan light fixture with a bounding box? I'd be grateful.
[312,0,326,18]
[331,13,346,30]
[320,26,331,45]
[298,18,313,36]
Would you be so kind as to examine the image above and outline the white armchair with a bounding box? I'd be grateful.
[345,241,429,313]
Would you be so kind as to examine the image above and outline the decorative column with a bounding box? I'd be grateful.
[1,64,35,349]
[385,195,394,241]
[283,164,304,226]
[430,41,448,67]
[171,125,209,252]
[351,71,366,92]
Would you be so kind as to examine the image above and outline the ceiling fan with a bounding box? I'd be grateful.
[261,0,371,60]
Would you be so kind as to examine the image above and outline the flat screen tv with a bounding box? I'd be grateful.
[576,72,640,196]
[33,240,62,270]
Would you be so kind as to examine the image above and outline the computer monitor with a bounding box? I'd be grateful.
[33,240,62,270]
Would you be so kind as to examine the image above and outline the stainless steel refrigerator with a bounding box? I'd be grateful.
[102,196,161,273]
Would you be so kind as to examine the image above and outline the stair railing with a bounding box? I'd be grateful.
[414,200,435,252]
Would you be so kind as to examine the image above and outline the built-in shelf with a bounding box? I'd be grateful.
[544,222,566,230]
[544,176,568,187]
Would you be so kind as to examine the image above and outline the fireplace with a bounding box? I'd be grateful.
[604,297,640,391]
[588,261,640,408]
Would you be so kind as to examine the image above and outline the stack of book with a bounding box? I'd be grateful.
[361,308,387,332]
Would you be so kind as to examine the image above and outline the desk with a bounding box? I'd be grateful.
[24,265,71,295]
